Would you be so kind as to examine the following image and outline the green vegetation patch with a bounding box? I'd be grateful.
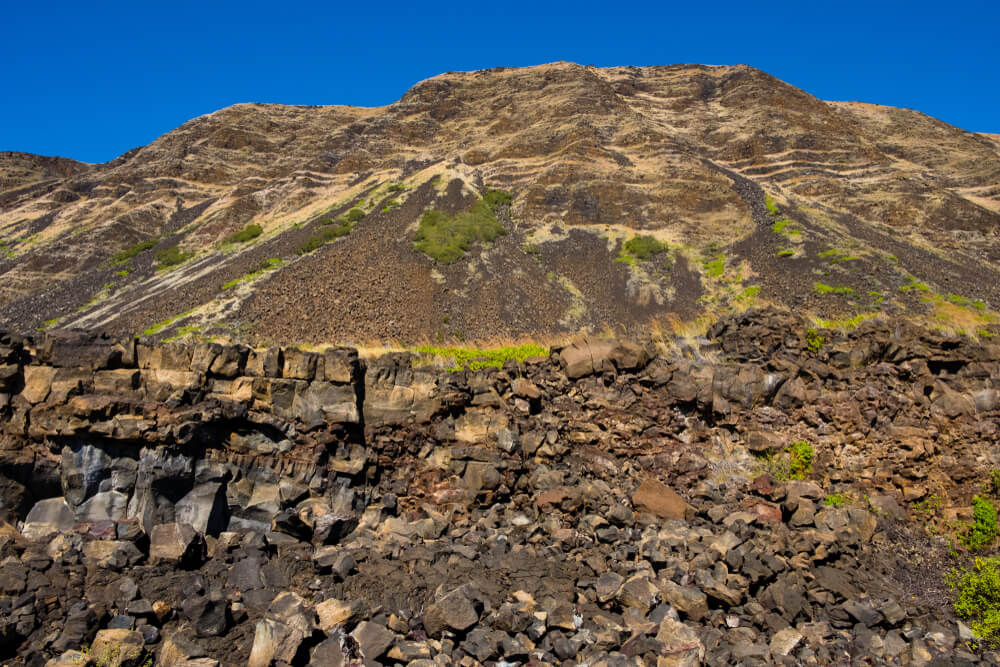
[776,249,795,258]
[946,293,987,311]
[223,223,263,245]
[109,238,157,265]
[900,275,931,292]
[758,440,815,481]
[413,343,548,371]
[143,309,195,337]
[961,495,999,551]
[298,220,354,255]
[764,195,780,216]
[824,493,849,507]
[815,312,878,331]
[817,248,860,263]
[703,253,726,278]
[155,245,193,268]
[814,282,854,295]
[413,191,510,264]
[772,219,803,241]
[618,235,671,266]
[222,258,284,290]
[949,556,1000,647]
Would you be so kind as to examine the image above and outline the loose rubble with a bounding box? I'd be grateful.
[0,309,997,664]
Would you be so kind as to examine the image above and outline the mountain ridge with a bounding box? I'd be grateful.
[1,62,998,344]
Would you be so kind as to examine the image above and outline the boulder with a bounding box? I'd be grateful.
[247,592,318,667]
[422,587,479,637]
[21,366,57,404]
[89,628,146,667]
[45,651,95,667]
[631,478,693,521]
[82,540,143,570]
[76,491,129,522]
[351,621,396,661]
[156,630,219,667]
[655,616,704,666]
[175,483,228,536]
[22,497,76,539]
[149,523,204,567]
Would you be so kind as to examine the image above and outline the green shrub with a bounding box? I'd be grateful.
[155,246,193,268]
[806,327,826,353]
[949,556,1000,647]
[961,496,999,551]
[223,224,262,244]
[222,258,283,289]
[413,196,507,263]
[298,221,353,255]
[777,249,795,257]
[824,493,849,507]
[788,441,814,479]
[759,440,815,481]
[900,276,931,292]
[619,235,670,264]
[109,238,157,265]
[344,207,365,223]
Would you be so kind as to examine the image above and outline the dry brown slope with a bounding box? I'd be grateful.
[0,62,997,343]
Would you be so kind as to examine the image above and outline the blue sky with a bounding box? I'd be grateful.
[3,0,998,163]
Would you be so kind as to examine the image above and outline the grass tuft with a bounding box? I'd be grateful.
[413,343,547,371]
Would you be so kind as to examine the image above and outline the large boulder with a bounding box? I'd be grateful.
[247,592,318,667]
[175,483,228,536]
[89,628,146,667]
[149,523,204,567]
[631,478,694,521]
[22,497,75,539]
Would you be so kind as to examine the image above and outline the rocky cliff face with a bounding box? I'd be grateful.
[0,309,998,664]
[1,63,998,343]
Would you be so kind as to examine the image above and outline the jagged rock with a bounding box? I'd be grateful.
[655,616,704,666]
[175,483,229,536]
[423,586,479,637]
[247,592,317,667]
[181,595,229,637]
[22,497,76,539]
[149,523,204,567]
[351,621,396,661]
[82,540,143,570]
[659,580,708,622]
[156,630,219,666]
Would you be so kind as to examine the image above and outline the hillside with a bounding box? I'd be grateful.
[1,63,998,344]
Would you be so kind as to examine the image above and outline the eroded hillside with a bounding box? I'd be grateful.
[1,63,998,344]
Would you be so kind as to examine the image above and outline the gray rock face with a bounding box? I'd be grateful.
[149,523,204,567]
[175,483,228,536]
[61,443,111,507]
[22,497,75,539]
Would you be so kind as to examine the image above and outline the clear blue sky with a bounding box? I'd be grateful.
[3,0,998,164]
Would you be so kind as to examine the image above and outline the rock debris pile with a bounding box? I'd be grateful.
[0,309,997,665]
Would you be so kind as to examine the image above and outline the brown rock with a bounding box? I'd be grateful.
[632,478,693,521]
